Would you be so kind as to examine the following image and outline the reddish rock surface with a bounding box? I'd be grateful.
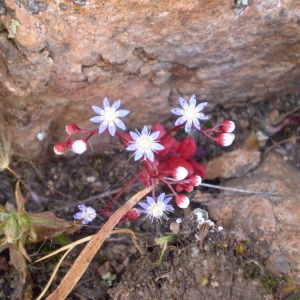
[198,153,300,282]
[0,0,299,158]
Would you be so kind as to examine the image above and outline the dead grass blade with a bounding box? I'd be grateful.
[44,184,154,300]
[35,228,146,299]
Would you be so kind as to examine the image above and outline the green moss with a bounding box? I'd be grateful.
[261,271,279,293]
[243,260,280,294]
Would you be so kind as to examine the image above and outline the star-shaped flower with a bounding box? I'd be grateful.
[73,204,96,224]
[171,95,209,132]
[90,97,130,136]
[137,193,174,221]
[126,125,164,162]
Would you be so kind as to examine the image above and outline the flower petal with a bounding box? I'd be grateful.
[197,113,209,120]
[114,118,126,130]
[89,116,101,123]
[157,193,166,202]
[78,204,87,210]
[150,131,160,140]
[98,122,108,134]
[152,143,164,151]
[185,121,192,132]
[145,150,154,161]
[74,212,83,219]
[189,95,196,107]
[134,150,144,161]
[141,125,149,135]
[174,116,187,126]
[117,109,130,117]
[129,131,139,140]
[108,123,116,136]
[165,205,174,212]
[112,99,121,109]
[170,108,184,116]
[139,202,150,210]
[126,144,139,151]
[179,97,188,108]
[192,118,201,130]
[103,97,110,108]
[196,102,208,111]
[91,106,103,115]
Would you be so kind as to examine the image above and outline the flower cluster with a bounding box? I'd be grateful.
[54,95,235,223]
[132,122,206,209]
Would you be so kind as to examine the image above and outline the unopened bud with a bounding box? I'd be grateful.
[122,208,140,221]
[54,142,66,155]
[175,194,190,208]
[172,166,188,180]
[217,133,235,146]
[221,120,235,133]
[72,140,87,154]
[66,123,80,135]
[190,175,202,186]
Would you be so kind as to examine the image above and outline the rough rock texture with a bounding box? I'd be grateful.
[204,148,261,179]
[196,153,300,283]
[0,0,300,158]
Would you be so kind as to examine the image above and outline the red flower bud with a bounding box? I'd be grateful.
[168,156,193,177]
[53,142,66,155]
[217,133,235,146]
[190,175,202,186]
[66,123,80,135]
[122,208,140,221]
[175,183,184,192]
[221,120,235,133]
[175,194,190,208]
[172,166,188,180]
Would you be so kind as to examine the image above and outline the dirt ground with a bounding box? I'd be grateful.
[0,94,299,299]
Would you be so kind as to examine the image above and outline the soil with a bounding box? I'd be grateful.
[0,94,299,299]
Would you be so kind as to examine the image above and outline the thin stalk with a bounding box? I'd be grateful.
[199,182,278,196]
[100,170,143,214]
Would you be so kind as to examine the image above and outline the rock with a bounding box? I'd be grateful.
[0,0,299,158]
[205,148,261,179]
[205,153,300,281]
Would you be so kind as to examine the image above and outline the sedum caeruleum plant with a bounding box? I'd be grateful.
[54,95,235,224]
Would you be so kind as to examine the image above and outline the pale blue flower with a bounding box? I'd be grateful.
[90,97,130,136]
[171,95,209,132]
[126,125,164,162]
[74,204,96,224]
[138,193,174,221]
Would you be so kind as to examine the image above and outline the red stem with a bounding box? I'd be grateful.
[160,124,184,141]
[99,170,144,215]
